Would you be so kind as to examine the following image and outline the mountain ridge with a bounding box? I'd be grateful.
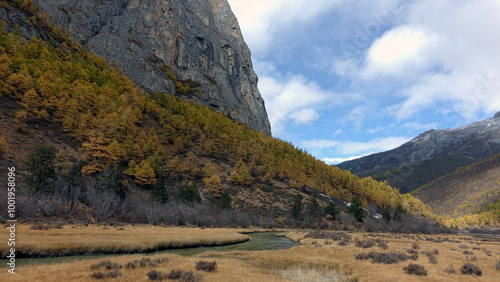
[337,112,500,193]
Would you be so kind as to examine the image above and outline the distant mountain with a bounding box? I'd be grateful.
[412,154,500,229]
[337,112,500,193]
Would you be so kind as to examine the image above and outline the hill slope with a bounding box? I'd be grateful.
[23,0,271,134]
[412,154,500,229]
[337,113,500,193]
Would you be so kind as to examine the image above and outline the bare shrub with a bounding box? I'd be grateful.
[107,269,121,278]
[181,270,203,282]
[403,264,427,276]
[355,251,408,264]
[337,240,350,246]
[305,231,351,241]
[90,260,122,270]
[444,264,456,274]
[460,263,482,276]
[146,269,163,280]
[378,241,388,249]
[407,249,418,254]
[459,244,468,249]
[125,261,137,269]
[195,260,217,272]
[428,255,438,264]
[412,242,420,250]
[355,238,375,248]
[483,248,492,256]
[90,272,104,279]
[86,187,119,222]
[166,269,184,279]
[496,260,500,271]
[409,254,419,260]
[463,250,474,255]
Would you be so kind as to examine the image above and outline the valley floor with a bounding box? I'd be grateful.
[1,224,499,281]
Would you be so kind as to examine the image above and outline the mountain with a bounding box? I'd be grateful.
[0,1,434,230]
[337,113,500,193]
[412,154,500,229]
[15,0,270,135]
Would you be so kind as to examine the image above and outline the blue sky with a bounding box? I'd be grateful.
[228,0,500,164]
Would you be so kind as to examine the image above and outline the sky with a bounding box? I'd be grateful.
[228,0,500,164]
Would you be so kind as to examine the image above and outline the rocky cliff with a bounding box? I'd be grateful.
[5,0,271,134]
[337,112,500,193]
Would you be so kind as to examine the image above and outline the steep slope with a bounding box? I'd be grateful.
[412,154,500,229]
[337,113,500,193]
[16,0,270,135]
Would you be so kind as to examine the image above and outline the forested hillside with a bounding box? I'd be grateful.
[413,154,500,229]
[0,0,432,228]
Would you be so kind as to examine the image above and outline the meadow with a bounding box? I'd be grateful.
[1,224,500,281]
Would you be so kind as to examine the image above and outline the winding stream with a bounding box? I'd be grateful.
[2,232,298,267]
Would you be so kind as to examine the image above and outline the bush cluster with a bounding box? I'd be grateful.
[460,263,482,276]
[403,263,428,276]
[147,269,202,281]
[125,257,168,269]
[195,261,217,272]
[355,251,408,264]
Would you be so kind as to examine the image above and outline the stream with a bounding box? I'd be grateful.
[1,232,298,267]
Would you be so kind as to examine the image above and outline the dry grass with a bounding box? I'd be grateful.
[1,227,500,281]
[0,224,249,257]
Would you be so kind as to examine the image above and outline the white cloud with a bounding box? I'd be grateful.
[362,26,438,77]
[302,136,410,156]
[259,74,336,135]
[289,108,321,125]
[229,0,343,55]
[342,0,500,121]
[323,156,364,165]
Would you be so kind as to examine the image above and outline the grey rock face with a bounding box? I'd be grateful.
[337,114,500,192]
[29,0,271,135]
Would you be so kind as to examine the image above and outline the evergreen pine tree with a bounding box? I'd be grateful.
[348,196,365,222]
[291,193,303,219]
[219,190,231,209]
[325,202,339,219]
[382,206,392,222]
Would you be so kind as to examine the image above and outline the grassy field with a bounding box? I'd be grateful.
[1,225,499,281]
[0,224,249,257]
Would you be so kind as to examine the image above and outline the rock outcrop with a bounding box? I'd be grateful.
[10,0,271,134]
[337,113,500,193]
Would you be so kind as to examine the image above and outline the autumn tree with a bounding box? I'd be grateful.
[228,159,252,186]
[204,174,223,196]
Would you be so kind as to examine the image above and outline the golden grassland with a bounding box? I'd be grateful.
[0,224,249,257]
[1,225,500,281]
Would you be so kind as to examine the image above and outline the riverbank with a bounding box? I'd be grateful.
[0,223,250,258]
